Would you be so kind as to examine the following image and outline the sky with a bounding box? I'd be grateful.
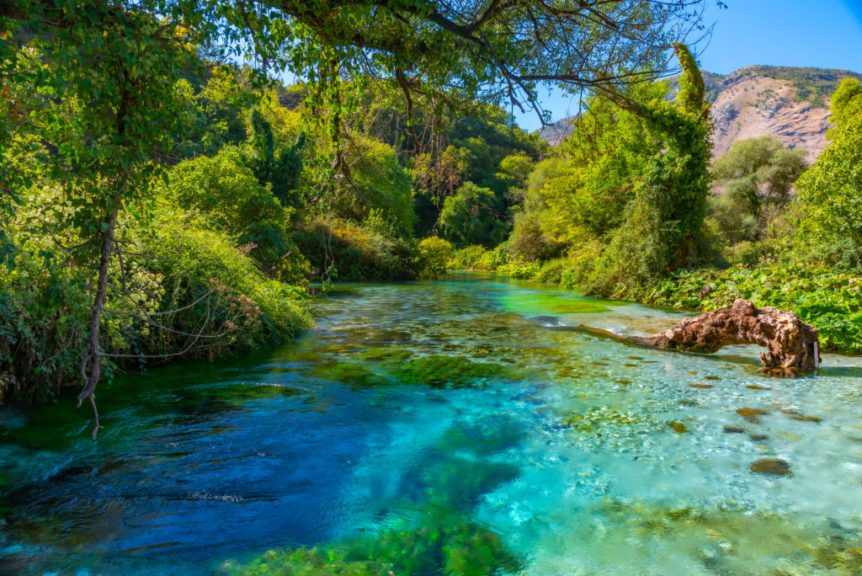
[514,0,862,131]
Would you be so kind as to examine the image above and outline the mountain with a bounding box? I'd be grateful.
[538,66,862,162]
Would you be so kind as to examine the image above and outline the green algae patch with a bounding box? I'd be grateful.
[401,450,521,509]
[349,347,413,362]
[439,417,523,456]
[309,361,390,389]
[385,355,516,389]
[563,406,647,433]
[221,511,521,576]
[496,291,613,316]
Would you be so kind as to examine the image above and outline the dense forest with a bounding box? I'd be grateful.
[2,1,861,416]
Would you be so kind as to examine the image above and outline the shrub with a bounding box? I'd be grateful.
[332,136,415,236]
[417,236,453,279]
[160,148,303,278]
[448,245,490,270]
[292,217,418,281]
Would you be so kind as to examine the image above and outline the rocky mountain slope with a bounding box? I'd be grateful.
[538,66,862,162]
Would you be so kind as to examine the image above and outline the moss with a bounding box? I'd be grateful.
[310,361,390,389]
[349,347,413,362]
[222,511,520,576]
[400,450,521,510]
[385,355,514,389]
[439,417,523,456]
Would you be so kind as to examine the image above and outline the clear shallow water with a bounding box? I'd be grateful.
[2,274,862,575]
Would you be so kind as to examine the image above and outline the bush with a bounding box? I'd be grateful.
[161,148,304,279]
[332,135,415,236]
[417,236,453,279]
[0,189,310,403]
[124,209,310,358]
[448,245,490,270]
[292,217,419,281]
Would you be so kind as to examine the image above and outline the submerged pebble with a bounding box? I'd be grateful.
[736,408,769,423]
[750,458,792,476]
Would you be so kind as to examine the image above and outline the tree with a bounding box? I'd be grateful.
[712,136,807,217]
[230,1,714,121]
[438,182,505,247]
[3,1,199,434]
[589,43,713,295]
[796,78,862,271]
[247,108,306,209]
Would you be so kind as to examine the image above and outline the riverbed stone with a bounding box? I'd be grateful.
[750,458,792,476]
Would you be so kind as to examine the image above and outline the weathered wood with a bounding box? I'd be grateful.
[646,299,821,375]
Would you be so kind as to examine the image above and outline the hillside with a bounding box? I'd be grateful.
[538,66,862,161]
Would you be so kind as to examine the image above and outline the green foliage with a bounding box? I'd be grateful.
[448,245,490,270]
[712,136,807,217]
[293,218,418,281]
[133,209,310,354]
[332,136,415,236]
[589,44,712,296]
[160,148,307,280]
[247,109,306,209]
[438,182,505,247]
[417,236,453,279]
[795,78,862,271]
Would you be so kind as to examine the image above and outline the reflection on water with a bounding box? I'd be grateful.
[1,275,861,575]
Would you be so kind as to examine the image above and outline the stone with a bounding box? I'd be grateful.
[668,421,689,433]
[645,299,821,375]
[736,408,769,423]
[750,458,791,476]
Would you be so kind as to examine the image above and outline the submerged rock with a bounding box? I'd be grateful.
[646,299,821,375]
[750,458,792,476]
[668,421,689,433]
[736,408,769,423]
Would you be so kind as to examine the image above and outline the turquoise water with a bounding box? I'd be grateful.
[2,275,861,575]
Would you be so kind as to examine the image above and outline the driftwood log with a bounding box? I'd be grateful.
[645,299,821,375]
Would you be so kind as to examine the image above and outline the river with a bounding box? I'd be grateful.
[2,275,861,575]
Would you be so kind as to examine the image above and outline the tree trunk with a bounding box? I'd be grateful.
[77,205,119,435]
[646,299,821,375]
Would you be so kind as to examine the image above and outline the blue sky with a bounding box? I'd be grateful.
[514,0,862,130]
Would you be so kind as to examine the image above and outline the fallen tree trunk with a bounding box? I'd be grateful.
[645,299,821,375]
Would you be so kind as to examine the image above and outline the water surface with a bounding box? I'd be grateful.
[2,275,861,575]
